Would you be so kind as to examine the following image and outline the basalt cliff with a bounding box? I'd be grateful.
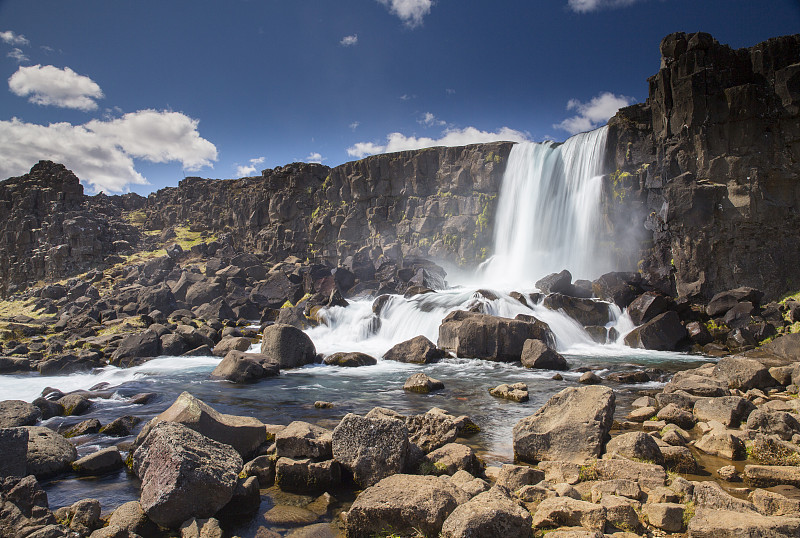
[1,31,799,303]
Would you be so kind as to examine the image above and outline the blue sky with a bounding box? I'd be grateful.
[1,0,799,195]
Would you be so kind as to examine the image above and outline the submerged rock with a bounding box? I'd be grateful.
[403,373,445,393]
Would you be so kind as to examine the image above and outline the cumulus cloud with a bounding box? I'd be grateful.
[9,64,104,111]
[7,48,28,63]
[0,110,217,193]
[0,30,29,47]
[347,126,530,159]
[305,152,324,164]
[340,34,358,46]
[567,0,641,13]
[236,157,265,177]
[553,91,634,134]
[377,0,433,27]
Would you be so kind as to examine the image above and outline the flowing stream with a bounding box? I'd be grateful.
[3,127,709,520]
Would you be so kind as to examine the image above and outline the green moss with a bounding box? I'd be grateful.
[609,169,632,202]
[578,461,600,482]
[281,300,294,309]
[123,209,147,226]
[682,500,695,528]
[747,436,800,466]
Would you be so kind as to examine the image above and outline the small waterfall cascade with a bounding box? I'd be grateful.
[481,126,610,288]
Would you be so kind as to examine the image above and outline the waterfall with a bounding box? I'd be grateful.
[481,126,610,288]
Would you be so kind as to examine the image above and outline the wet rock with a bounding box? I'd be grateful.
[160,333,187,356]
[23,426,77,478]
[578,371,602,385]
[0,428,28,477]
[322,352,377,367]
[440,487,532,538]
[623,310,687,351]
[100,415,141,437]
[72,447,123,475]
[536,270,574,295]
[242,455,276,487]
[275,457,341,494]
[382,335,445,364]
[211,336,252,357]
[438,310,554,361]
[0,400,41,428]
[130,421,242,529]
[592,272,640,308]
[62,418,101,438]
[489,382,529,402]
[109,329,161,366]
[626,291,673,325]
[521,339,568,370]
[260,323,316,368]
[403,373,445,393]
[513,386,615,464]
[344,474,468,538]
[332,412,409,487]
[210,350,280,383]
[275,421,333,460]
[133,391,267,459]
[605,431,664,465]
[57,393,93,416]
[542,293,611,326]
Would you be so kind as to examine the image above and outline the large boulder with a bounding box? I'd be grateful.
[383,335,445,364]
[133,392,267,459]
[520,339,568,370]
[260,324,316,368]
[693,396,755,428]
[323,352,377,367]
[23,426,77,478]
[344,474,469,538]
[513,386,615,464]
[706,287,764,317]
[275,421,333,460]
[210,350,279,383]
[0,475,63,537]
[274,457,341,494]
[688,507,800,537]
[211,336,252,357]
[440,488,532,537]
[438,310,553,361]
[405,408,461,453]
[184,278,226,308]
[332,413,409,487]
[605,431,664,465]
[131,421,242,529]
[624,310,687,351]
[536,270,574,295]
[109,330,161,366]
[713,356,774,391]
[746,410,800,441]
[0,400,41,428]
[542,293,611,326]
[626,291,672,325]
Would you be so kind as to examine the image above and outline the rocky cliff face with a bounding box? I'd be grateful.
[607,32,800,301]
[141,142,512,269]
[0,161,141,296]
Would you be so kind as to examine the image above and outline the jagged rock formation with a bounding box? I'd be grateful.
[607,32,800,301]
[141,143,512,268]
[0,161,142,296]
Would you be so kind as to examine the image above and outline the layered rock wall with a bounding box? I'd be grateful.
[140,142,512,268]
[607,32,800,301]
[0,161,141,296]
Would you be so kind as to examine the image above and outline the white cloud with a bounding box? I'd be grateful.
[9,64,104,111]
[237,165,257,176]
[306,152,324,164]
[349,121,360,130]
[446,88,455,95]
[419,112,445,127]
[400,94,412,101]
[7,48,28,63]
[553,91,634,134]
[340,34,358,46]
[347,126,530,159]
[0,30,29,47]
[0,110,217,193]
[236,157,265,177]
[378,0,432,27]
[567,0,641,13]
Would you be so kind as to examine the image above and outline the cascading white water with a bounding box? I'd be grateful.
[481,126,610,288]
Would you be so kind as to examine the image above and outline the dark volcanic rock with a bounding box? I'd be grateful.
[0,400,41,428]
[624,310,687,351]
[438,310,553,361]
[260,323,316,368]
[383,335,445,364]
[210,350,280,383]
